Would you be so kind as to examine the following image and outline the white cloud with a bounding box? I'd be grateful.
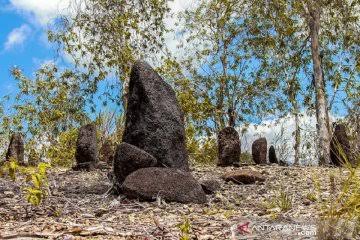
[4,24,31,50]
[240,112,340,165]
[164,0,194,57]
[9,0,71,26]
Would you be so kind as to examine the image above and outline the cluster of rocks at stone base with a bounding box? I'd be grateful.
[113,61,204,204]
[122,61,189,171]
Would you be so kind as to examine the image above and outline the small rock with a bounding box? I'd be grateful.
[122,167,206,204]
[113,142,157,185]
[4,191,14,197]
[222,170,266,184]
[200,179,221,194]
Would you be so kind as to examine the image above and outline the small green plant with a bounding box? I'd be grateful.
[0,160,50,206]
[178,217,192,240]
[24,163,51,206]
[306,191,317,202]
[264,189,293,214]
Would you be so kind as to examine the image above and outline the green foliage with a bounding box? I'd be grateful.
[186,124,217,165]
[9,63,88,137]
[46,128,78,168]
[49,0,170,93]
[240,152,253,164]
[1,158,19,181]
[177,217,192,240]
[306,191,317,202]
[0,161,51,206]
[178,0,278,133]
[23,163,50,206]
[264,189,293,215]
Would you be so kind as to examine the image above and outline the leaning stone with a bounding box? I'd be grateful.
[122,167,206,204]
[268,145,278,164]
[122,61,189,170]
[6,133,25,165]
[217,127,241,166]
[200,179,221,194]
[113,142,157,185]
[74,123,98,170]
[252,138,267,164]
[222,170,265,184]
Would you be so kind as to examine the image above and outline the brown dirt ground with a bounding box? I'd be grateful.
[0,164,356,239]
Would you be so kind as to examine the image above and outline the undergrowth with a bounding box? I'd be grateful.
[0,159,50,206]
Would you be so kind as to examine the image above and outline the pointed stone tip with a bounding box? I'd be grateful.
[132,60,152,70]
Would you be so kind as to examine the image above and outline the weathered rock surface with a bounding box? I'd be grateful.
[113,143,157,184]
[6,133,25,165]
[122,167,206,203]
[268,145,278,164]
[74,123,98,170]
[222,170,265,184]
[330,123,353,166]
[252,138,267,164]
[200,179,221,194]
[217,127,241,166]
[99,139,114,164]
[122,61,189,170]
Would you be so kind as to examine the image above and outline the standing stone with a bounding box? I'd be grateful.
[252,137,267,164]
[113,142,157,185]
[122,61,189,170]
[74,123,98,170]
[330,123,352,166]
[268,145,278,164]
[6,133,25,165]
[217,127,241,166]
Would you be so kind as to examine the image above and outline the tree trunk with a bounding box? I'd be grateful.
[308,8,331,165]
[294,110,300,165]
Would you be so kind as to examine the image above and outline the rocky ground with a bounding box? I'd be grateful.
[0,164,356,239]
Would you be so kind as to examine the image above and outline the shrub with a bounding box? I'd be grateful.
[0,159,51,206]
[316,148,360,239]
[46,128,78,168]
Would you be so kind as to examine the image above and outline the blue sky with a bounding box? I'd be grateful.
[0,0,62,98]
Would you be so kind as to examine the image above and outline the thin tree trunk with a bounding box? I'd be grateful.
[308,8,331,165]
[294,110,300,165]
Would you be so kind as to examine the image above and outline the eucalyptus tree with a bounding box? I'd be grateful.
[7,63,88,141]
[178,0,279,136]
[246,0,360,165]
[49,0,170,108]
